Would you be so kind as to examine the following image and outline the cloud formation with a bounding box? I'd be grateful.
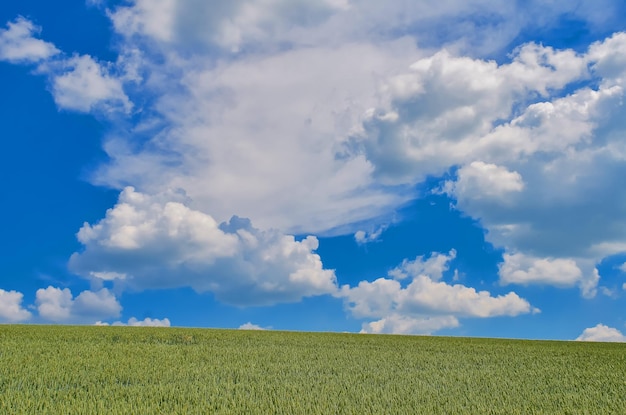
[238,322,267,330]
[340,251,536,334]
[0,289,32,323]
[499,253,598,298]
[576,324,626,342]
[96,317,171,327]
[35,286,122,323]
[350,33,626,297]
[0,17,59,63]
[50,55,132,113]
[69,187,338,306]
[2,1,626,328]
[443,162,524,202]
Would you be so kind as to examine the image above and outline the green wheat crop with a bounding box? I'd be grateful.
[0,325,624,414]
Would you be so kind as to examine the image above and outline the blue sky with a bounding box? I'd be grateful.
[2,0,626,342]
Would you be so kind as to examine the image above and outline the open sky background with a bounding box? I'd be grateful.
[2,0,626,341]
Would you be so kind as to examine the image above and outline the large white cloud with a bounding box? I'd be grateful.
[349,32,626,297]
[69,187,338,306]
[35,286,122,323]
[351,44,589,185]
[0,289,32,323]
[70,1,626,237]
[110,0,351,53]
[3,1,626,313]
[92,40,418,234]
[340,251,536,334]
[576,324,626,342]
[0,17,59,63]
[3,4,625,240]
[107,0,624,57]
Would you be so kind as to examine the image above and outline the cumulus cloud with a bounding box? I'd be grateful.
[0,17,59,63]
[35,286,122,323]
[351,45,589,185]
[0,289,32,323]
[96,317,171,327]
[69,187,338,306]
[3,2,626,316]
[4,3,626,245]
[443,162,524,201]
[49,55,132,113]
[238,322,267,330]
[348,31,626,300]
[576,324,626,342]
[340,251,536,335]
[498,253,594,292]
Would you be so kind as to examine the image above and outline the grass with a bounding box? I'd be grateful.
[0,325,624,414]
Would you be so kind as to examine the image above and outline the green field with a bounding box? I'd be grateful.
[0,325,624,414]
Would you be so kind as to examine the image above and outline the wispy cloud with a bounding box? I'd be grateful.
[0,17,59,63]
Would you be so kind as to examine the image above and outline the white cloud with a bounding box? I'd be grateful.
[576,324,626,342]
[107,0,623,58]
[35,286,122,323]
[96,317,171,327]
[341,251,536,335]
[354,225,388,245]
[93,41,418,234]
[0,17,59,63]
[360,314,459,335]
[348,31,626,300]
[50,55,132,113]
[588,32,626,81]
[0,289,32,323]
[619,262,626,273]
[110,0,178,44]
[443,162,524,201]
[87,2,623,236]
[351,45,589,185]
[3,2,626,312]
[69,187,338,306]
[109,0,351,53]
[388,250,456,281]
[499,253,600,298]
[499,253,584,287]
[238,322,266,330]
[0,16,131,116]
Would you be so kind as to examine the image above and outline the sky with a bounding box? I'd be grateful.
[1,0,626,342]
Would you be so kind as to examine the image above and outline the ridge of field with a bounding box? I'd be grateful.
[0,325,624,414]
